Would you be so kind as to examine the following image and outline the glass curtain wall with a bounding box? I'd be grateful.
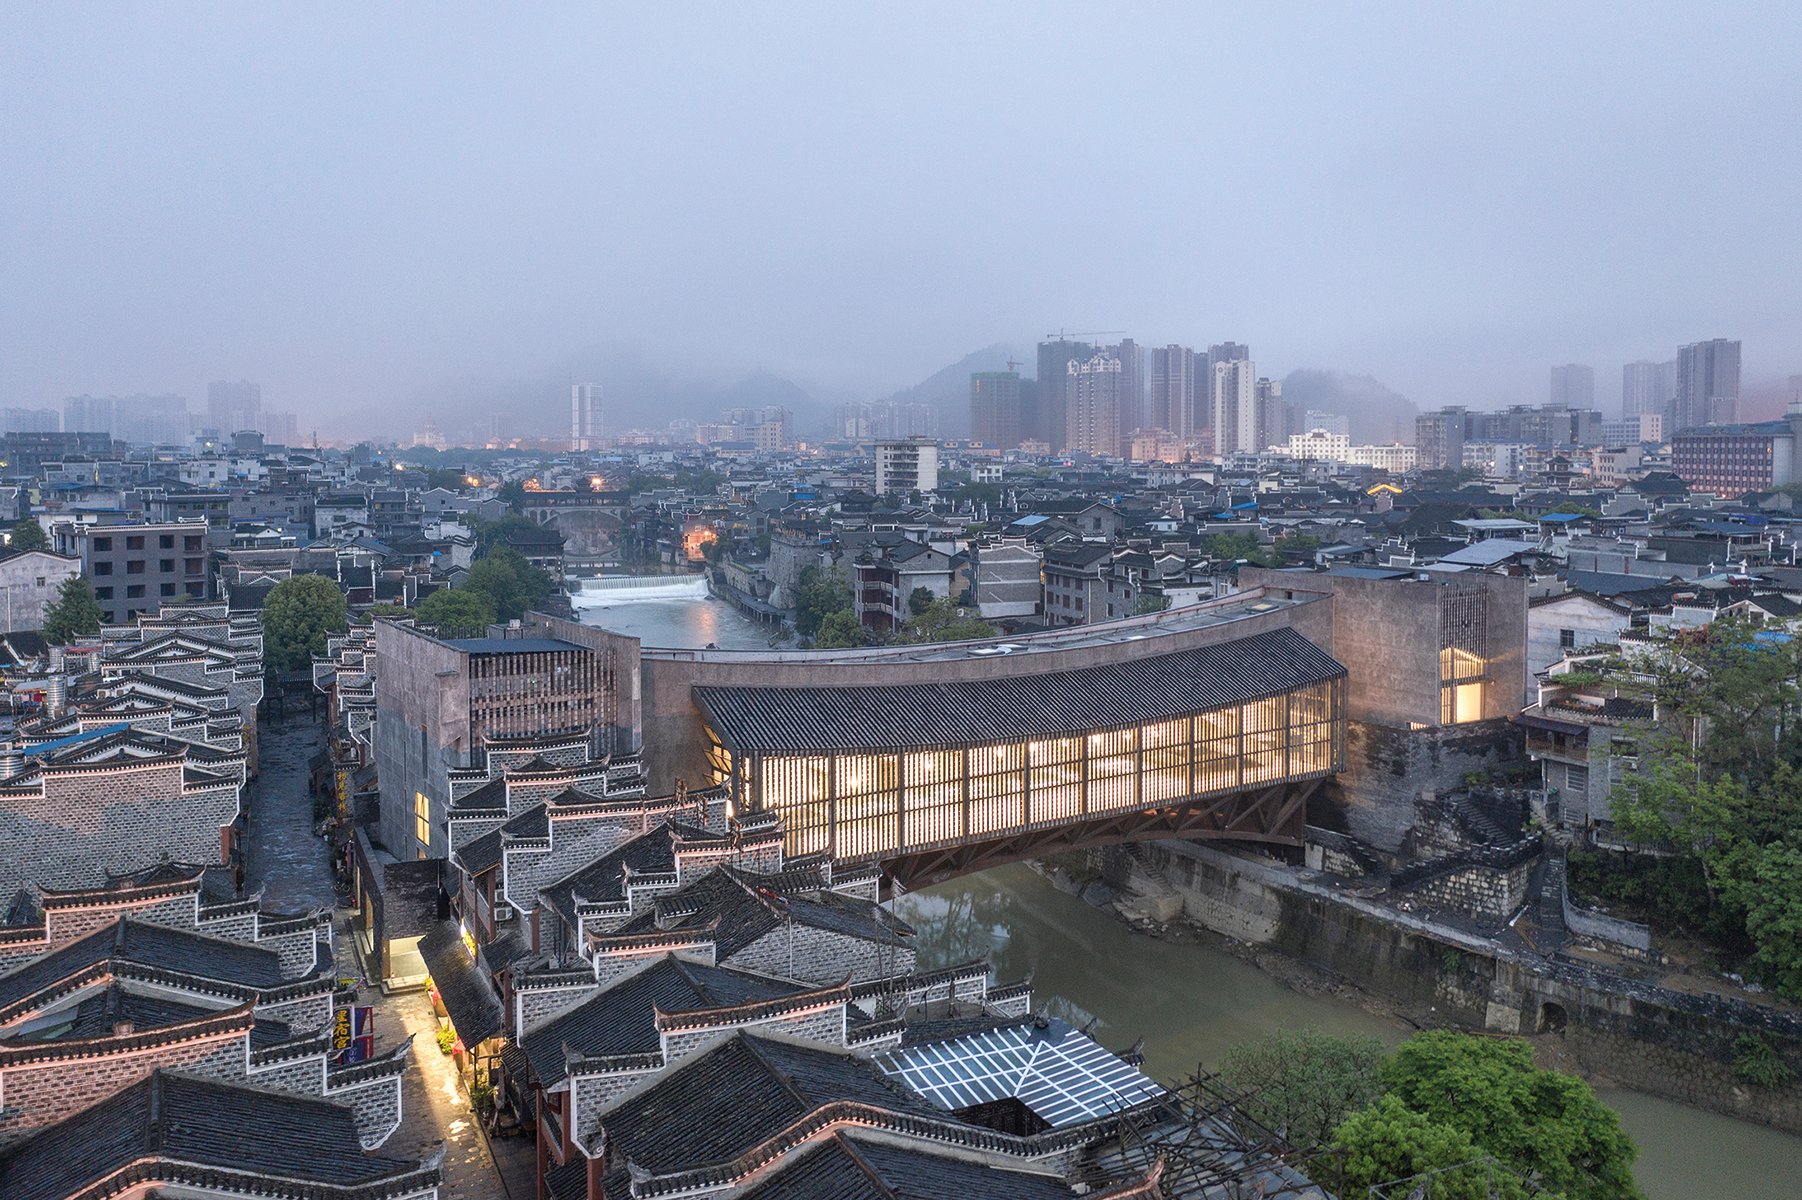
[719,678,1343,859]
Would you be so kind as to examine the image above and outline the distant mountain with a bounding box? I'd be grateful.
[1280,369,1418,444]
[386,344,821,442]
[877,343,1028,438]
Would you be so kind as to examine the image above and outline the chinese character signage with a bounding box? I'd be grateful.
[333,1004,375,1064]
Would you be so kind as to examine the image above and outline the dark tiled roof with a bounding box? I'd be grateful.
[502,803,550,839]
[450,777,508,812]
[456,829,504,876]
[0,919,288,1013]
[0,1070,425,1200]
[539,821,722,925]
[419,921,504,1045]
[738,1134,1082,1199]
[521,956,810,1087]
[603,1034,942,1173]
[611,868,911,960]
[696,628,1345,753]
[454,802,550,877]
[4,984,287,1047]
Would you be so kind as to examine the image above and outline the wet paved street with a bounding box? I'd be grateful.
[240,713,529,1199]
[366,964,535,1200]
[241,714,336,913]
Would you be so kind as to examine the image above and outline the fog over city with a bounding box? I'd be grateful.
[4,4,1800,438]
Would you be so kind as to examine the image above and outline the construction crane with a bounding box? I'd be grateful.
[1043,329,1126,342]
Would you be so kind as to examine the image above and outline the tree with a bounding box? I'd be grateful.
[1205,530,1272,565]
[1219,1028,1387,1149]
[467,512,551,558]
[7,519,47,552]
[1131,593,1172,615]
[1725,841,1802,998]
[1378,1031,1641,1200]
[497,479,528,512]
[425,467,469,492]
[464,548,553,621]
[794,567,851,638]
[416,588,496,637]
[908,586,935,616]
[261,575,349,674]
[42,576,103,643]
[814,610,867,649]
[899,597,994,644]
[1333,1096,1498,1200]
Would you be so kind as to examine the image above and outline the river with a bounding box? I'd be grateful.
[577,579,1802,1200]
[569,574,788,650]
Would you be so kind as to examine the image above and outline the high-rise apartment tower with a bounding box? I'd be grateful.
[571,382,603,450]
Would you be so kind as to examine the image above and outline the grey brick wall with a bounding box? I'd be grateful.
[728,927,915,985]
[0,759,237,896]
[325,1071,405,1149]
[0,1032,246,1144]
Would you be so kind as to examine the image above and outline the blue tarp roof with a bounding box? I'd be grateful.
[29,722,131,756]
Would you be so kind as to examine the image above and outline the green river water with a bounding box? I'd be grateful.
[893,863,1802,1200]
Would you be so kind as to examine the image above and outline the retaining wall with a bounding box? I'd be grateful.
[1101,840,1802,1133]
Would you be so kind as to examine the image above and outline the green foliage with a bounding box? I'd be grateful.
[1219,1028,1386,1149]
[1333,1095,1497,1200]
[1593,620,1802,996]
[626,468,724,496]
[425,467,469,491]
[1732,1034,1796,1089]
[43,576,103,643]
[1272,533,1321,562]
[435,1026,456,1054]
[899,597,995,644]
[1725,840,1802,998]
[908,586,935,616]
[1379,1031,1640,1200]
[262,575,349,673]
[463,548,553,622]
[1204,530,1265,563]
[794,566,850,638]
[416,588,496,637]
[813,609,866,649]
[1130,593,1172,615]
[496,479,527,511]
[467,512,550,558]
[1567,849,1749,955]
[7,519,47,552]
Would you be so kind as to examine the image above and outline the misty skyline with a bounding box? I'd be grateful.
[5,4,1800,434]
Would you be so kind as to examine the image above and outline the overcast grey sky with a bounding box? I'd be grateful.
[4,3,1800,430]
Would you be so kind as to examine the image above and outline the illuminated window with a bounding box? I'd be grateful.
[737,676,1346,860]
[415,791,432,852]
[1439,646,1487,724]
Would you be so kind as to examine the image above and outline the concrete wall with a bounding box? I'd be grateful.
[1315,720,1521,854]
[636,589,1336,795]
[1240,568,1529,728]
[1108,841,1802,1132]
[1527,594,1632,679]
[372,620,470,858]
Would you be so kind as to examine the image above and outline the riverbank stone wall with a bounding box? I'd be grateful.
[1096,840,1802,1133]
